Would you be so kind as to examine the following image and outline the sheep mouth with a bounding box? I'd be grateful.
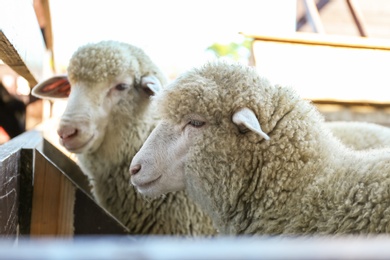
[61,135,95,153]
[133,175,162,192]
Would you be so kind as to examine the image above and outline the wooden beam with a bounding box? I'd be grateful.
[0,0,46,86]
[41,0,53,53]
[242,32,390,51]
[34,0,55,71]
[346,0,368,37]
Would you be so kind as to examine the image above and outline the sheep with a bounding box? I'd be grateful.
[32,40,216,235]
[326,121,390,150]
[130,60,390,235]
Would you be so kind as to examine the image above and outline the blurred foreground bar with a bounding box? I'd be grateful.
[1,235,390,260]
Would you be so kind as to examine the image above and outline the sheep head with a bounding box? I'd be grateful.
[32,41,164,154]
[130,61,272,201]
[130,106,269,196]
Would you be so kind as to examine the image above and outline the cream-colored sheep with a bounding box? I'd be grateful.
[326,121,390,150]
[130,60,390,235]
[32,41,215,235]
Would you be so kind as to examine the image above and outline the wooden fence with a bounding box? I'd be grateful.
[0,129,128,240]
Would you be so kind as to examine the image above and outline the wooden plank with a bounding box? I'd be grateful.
[0,152,19,237]
[0,0,46,86]
[1,127,128,237]
[41,139,92,196]
[242,32,390,50]
[0,130,42,238]
[41,139,129,234]
[41,0,53,53]
[32,142,128,235]
[311,99,390,107]
[18,148,34,235]
[30,151,75,237]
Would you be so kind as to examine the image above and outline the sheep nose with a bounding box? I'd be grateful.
[57,125,78,140]
[130,164,141,175]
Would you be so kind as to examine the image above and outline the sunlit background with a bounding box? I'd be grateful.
[49,0,296,78]
[1,0,390,143]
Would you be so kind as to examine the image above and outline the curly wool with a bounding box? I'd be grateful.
[68,41,132,83]
[68,41,215,235]
[327,121,390,150]
[67,40,163,87]
[156,61,390,235]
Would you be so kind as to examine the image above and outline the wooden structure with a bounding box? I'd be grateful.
[0,0,54,140]
[297,0,390,39]
[244,32,390,126]
[0,0,47,87]
[0,0,128,242]
[0,129,129,239]
[2,1,390,257]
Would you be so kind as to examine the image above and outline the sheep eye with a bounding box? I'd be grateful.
[189,120,205,128]
[115,83,129,91]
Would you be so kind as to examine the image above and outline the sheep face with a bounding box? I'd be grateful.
[130,62,271,204]
[32,73,160,154]
[57,75,139,153]
[32,41,164,154]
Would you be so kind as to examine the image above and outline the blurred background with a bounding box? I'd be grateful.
[1,0,390,144]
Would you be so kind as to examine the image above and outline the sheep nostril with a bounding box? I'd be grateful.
[130,164,141,175]
[58,127,78,140]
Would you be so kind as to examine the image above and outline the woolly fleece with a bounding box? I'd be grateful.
[327,121,390,150]
[68,41,215,235]
[152,61,390,235]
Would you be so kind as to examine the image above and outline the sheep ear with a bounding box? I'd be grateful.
[141,75,162,96]
[232,108,270,140]
[32,75,70,99]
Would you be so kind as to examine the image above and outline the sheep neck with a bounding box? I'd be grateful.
[193,95,336,235]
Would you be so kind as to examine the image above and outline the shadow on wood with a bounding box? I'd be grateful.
[0,129,129,240]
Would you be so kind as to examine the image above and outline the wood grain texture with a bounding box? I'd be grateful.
[18,148,34,235]
[40,138,129,234]
[30,151,75,237]
[0,152,19,237]
[0,130,42,238]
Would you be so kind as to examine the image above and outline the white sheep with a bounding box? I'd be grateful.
[326,121,390,150]
[130,60,390,235]
[32,41,216,235]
